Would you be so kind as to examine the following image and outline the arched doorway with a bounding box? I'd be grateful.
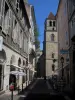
[9,55,16,90]
[0,49,6,91]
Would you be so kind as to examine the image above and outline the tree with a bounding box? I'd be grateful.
[34,26,40,49]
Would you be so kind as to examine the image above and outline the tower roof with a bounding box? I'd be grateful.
[48,12,56,20]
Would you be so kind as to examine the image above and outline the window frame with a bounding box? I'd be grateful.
[49,21,52,26]
[53,21,55,27]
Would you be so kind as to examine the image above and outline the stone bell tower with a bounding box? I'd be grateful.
[44,12,58,78]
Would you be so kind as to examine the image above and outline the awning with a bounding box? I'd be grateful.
[30,68,37,72]
[10,71,26,76]
[7,64,24,70]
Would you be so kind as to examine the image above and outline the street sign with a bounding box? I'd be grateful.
[0,36,3,51]
[60,49,68,54]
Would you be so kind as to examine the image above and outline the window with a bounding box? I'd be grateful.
[3,2,12,35]
[52,64,55,71]
[52,27,54,31]
[51,34,55,41]
[4,2,9,16]
[24,38,26,52]
[22,70,25,83]
[52,53,54,58]
[64,2,67,15]
[0,0,2,13]
[53,21,55,26]
[49,21,52,26]
[16,0,19,13]
[26,58,28,66]
[18,58,21,67]
[65,32,68,45]
[12,17,18,43]
[0,0,4,26]
[20,29,23,48]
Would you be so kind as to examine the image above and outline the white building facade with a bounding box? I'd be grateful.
[0,0,31,93]
[25,4,36,83]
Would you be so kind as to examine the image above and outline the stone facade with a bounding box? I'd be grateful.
[44,13,58,78]
[0,0,36,93]
[56,0,70,84]
[25,3,36,83]
[68,0,75,93]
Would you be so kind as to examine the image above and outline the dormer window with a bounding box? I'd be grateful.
[49,21,52,26]
[51,34,55,41]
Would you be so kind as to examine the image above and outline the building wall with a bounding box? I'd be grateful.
[44,18,58,78]
[68,0,75,91]
[3,45,27,90]
[0,0,30,92]
[25,3,36,82]
[56,0,70,83]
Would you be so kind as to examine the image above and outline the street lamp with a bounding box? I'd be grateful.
[60,56,64,80]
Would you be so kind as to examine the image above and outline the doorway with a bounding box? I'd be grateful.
[0,65,3,91]
[9,74,16,90]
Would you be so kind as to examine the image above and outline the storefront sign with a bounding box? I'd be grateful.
[0,36,3,51]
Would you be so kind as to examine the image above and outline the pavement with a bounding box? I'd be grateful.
[0,79,38,100]
[0,78,73,100]
[24,79,66,100]
[48,79,73,100]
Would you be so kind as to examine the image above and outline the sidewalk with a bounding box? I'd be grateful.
[0,79,37,100]
[48,78,73,99]
[63,85,73,99]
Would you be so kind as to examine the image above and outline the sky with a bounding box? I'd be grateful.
[28,0,59,50]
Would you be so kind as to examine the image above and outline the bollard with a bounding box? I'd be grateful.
[22,83,23,92]
[9,83,14,100]
[11,90,13,100]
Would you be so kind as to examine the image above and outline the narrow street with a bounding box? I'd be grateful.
[23,79,69,100]
[0,78,72,100]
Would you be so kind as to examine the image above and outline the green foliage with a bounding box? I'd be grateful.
[34,26,40,49]
[34,27,39,36]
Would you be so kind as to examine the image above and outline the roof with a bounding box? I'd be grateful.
[22,0,31,28]
[56,0,61,16]
[25,3,31,19]
[47,12,56,20]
